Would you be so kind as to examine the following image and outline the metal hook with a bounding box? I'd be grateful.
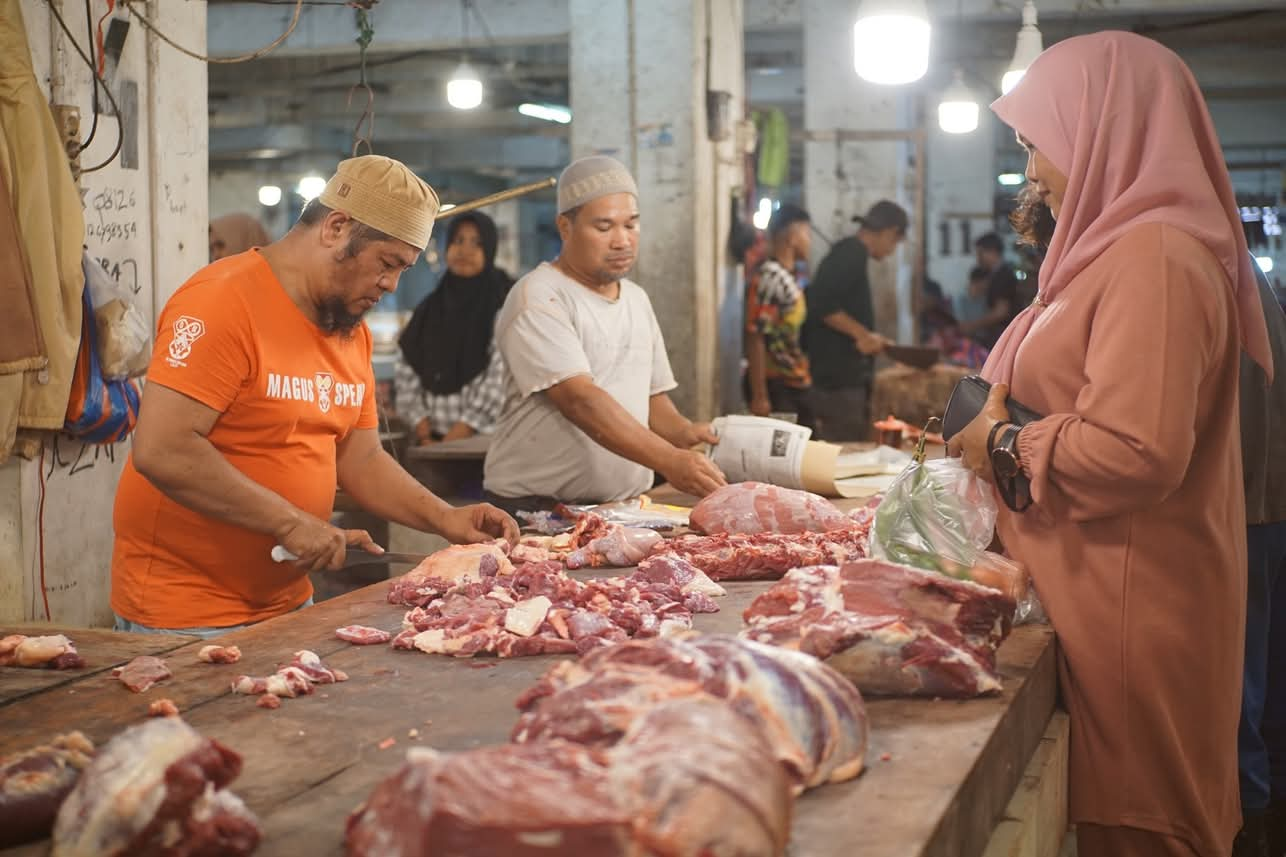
[913,416,943,464]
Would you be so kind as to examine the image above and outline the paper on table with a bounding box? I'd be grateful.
[704,416,911,498]
[706,415,812,487]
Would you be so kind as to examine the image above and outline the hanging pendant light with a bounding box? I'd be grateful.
[938,69,978,134]
[1001,1,1043,95]
[447,62,483,110]
[447,0,484,110]
[853,0,931,85]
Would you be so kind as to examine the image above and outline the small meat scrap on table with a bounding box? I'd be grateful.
[0,731,94,849]
[386,541,514,608]
[197,644,242,664]
[112,655,171,693]
[653,524,870,581]
[335,625,392,645]
[564,524,662,569]
[0,633,86,670]
[743,559,1016,697]
[50,717,259,857]
[346,697,791,857]
[389,557,723,658]
[513,632,868,792]
[147,698,179,718]
[689,481,853,535]
[231,650,347,706]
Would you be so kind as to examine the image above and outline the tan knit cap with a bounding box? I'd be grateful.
[318,155,439,250]
[557,155,638,214]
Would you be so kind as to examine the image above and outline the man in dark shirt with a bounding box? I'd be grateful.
[959,232,1020,350]
[801,200,907,441]
[1234,263,1286,857]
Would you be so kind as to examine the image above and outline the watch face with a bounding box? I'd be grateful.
[991,448,1019,479]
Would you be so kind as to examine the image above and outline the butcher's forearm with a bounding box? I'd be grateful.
[338,448,452,535]
[558,387,677,472]
[648,395,694,448]
[136,439,302,537]
[822,311,869,339]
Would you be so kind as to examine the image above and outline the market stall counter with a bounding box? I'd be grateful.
[1,577,1060,857]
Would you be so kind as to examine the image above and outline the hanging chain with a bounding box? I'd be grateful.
[347,6,376,156]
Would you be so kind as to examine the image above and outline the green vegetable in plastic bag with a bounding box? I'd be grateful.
[870,424,997,577]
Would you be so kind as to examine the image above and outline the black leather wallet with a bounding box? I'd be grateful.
[941,375,1044,441]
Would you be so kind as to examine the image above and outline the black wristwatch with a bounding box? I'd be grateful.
[990,424,1023,479]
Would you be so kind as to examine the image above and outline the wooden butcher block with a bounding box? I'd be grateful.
[0,572,1056,857]
[0,624,197,708]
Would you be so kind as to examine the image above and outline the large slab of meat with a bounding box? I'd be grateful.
[0,634,86,670]
[0,732,95,848]
[743,559,1015,697]
[652,523,869,581]
[689,481,851,535]
[345,697,791,857]
[391,558,724,658]
[513,633,867,793]
[51,717,259,857]
[386,541,515,608]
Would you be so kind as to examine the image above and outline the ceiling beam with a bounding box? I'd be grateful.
[207,0,570,58]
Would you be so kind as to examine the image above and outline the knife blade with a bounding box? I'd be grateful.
[270,546,427,566]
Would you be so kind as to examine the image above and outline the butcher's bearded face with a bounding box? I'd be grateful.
[558,193,639,286]
[320,223,419,335]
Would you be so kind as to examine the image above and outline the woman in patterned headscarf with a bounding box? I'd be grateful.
[948,31,1272,857]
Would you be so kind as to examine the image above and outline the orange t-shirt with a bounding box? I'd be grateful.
[111,250,378,628]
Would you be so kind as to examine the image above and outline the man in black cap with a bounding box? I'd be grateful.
[802,199,908,441]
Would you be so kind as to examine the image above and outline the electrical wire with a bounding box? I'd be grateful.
[80,0,100,149]
[120,0,304,64]
[37,442,51,622]
[46,0,123,172]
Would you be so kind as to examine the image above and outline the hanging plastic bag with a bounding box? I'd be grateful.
[870,426,1041,622]
[64,285,141,443]
[83,252,150,381]
[871,454,996,573]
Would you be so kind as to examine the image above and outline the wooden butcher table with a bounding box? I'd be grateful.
[1,492,1064,857]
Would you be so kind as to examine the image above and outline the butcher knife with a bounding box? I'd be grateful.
[270,545,426,566]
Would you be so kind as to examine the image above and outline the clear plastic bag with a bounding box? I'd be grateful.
[870,456,997,574]
[870,454,1044,622]
[83,253,150,381]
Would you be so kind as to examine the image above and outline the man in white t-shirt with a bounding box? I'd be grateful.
[483,155,726,508]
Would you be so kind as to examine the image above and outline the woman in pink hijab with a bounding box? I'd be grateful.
[948,31,1273,857]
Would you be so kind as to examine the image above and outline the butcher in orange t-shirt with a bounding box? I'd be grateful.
[112,156,518,635]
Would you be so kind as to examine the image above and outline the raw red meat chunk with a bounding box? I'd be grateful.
[112,656,171,693]
[345,698,790,857]
[653,524,869,581]
[690,481,850,535]
[51,718,259,857]
[0,731,95,848]
[743,559,1015,697]
[513,632,867,792]
[390,560,722,659]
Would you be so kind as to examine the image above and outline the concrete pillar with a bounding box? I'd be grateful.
[569,0,745,420]
[802,0,917,344]
[925,101,999,308]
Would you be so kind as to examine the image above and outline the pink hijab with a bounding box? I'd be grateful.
[985,30,1273,383]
